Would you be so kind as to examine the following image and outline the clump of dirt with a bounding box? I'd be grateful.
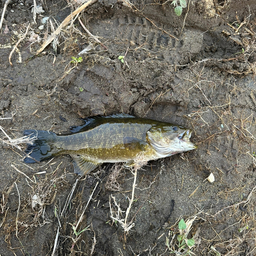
[1,0,256,255]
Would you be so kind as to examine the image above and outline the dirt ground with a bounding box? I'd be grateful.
[1,0,256,255]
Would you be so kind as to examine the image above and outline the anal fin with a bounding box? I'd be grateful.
[71,155,100,176]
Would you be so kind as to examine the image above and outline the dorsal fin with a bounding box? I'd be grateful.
[104,114,135,118]
[70,114,135,134]
[70,118,98,133]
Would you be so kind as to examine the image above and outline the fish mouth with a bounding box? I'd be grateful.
[178,130,197,149]
[179,130,192,140]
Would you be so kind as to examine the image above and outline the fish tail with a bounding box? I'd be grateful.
[23,130,58,163]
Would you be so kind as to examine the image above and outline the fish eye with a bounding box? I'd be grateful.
[173,126,178,131]
[178,135,183,140]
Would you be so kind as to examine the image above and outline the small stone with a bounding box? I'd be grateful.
[207,173,215,183]
[38,25,44,30]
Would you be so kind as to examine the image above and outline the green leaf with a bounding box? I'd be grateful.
[178,219,186,230]
[165,236,170,248]
[174,6,183,16]
[71,56,83,64]
[118,56,125,63]
[177,234,183,242]
[79,87,84,92]
[77,57,83,63]
[186,238,195,247]
[72,225,90,236]
[72,226,78,236]
[54,206,57,217]
[179,0,187,8]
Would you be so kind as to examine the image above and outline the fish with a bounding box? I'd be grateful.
[23,114,197,175]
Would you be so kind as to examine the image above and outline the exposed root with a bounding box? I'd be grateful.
[9,24,30,65]
[109,168,137,234]
[105,164,123,191]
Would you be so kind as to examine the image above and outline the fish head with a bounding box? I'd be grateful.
[146,125,197,157]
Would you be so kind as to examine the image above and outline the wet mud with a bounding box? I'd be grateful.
[0,0,256,255]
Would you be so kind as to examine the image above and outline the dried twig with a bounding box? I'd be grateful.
[67,181,99,254]
[0,207,9,228]
[0,125,13,142]
[78,17,107,49]
[51,227,60,256]
[61,177,81,216]
[181,0,191,33]
[194,81,212,105]
[14,182,21,237]
[212,185,256,217]
[11,165,36,184]
[36,0,98,55]
[0,0,11,31]
[0,117,12,120]
[75,181,99,231]
[143,88,172,117]
[90,224,97,256]
[32,0,37,22]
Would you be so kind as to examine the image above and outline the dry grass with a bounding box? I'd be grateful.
[0,157,71,251]
[0,125,36,151]
[36,0,98,55]
[1,162,101,254]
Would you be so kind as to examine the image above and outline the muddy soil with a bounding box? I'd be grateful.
[1,0,256,255]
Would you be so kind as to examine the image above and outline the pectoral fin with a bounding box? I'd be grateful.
[71,155,100,176]
[124,160,135,168]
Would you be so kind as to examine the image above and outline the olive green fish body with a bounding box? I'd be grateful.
[24,115,196,175]
[55,121,154,162]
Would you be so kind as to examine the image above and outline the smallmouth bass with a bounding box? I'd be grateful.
[24,115,196,175]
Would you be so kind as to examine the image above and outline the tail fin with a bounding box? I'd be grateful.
[23,130,58,163]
